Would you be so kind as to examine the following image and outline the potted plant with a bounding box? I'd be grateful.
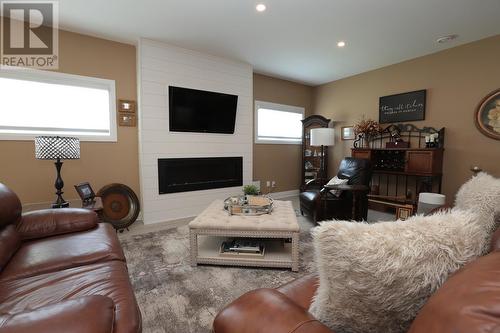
[243,184,260,196]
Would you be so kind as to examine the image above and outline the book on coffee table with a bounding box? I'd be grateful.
[219,239,266,258]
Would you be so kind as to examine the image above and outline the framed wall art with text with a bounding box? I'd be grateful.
[379,90,426,124]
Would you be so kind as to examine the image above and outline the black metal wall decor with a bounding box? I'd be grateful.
[354,123,445,149]
[379,90,426,124]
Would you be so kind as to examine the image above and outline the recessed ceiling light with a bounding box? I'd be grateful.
[256,4,266,12]
[337,41,346,48]
[436,34,459,44]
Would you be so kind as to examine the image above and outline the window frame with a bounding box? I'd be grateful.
[0,66,117,142]
[254,100,304,145]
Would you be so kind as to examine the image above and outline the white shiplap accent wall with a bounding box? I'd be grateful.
[138,39,253,224]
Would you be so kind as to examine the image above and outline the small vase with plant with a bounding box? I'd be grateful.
[243,184,260,196]
[354,116,381,148]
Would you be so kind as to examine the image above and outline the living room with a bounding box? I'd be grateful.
[0,1,499,332]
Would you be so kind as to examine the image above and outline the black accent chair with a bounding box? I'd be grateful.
[299,157,373,223]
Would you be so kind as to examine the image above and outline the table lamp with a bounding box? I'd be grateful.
[35,136,80,208]
[310,128,335,184]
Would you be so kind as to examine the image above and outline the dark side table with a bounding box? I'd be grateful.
[323,184,370,221]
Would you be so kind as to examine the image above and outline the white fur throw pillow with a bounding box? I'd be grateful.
[455,172,500,221]
[309,210,499,333]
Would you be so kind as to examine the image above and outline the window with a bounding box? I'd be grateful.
[255,100,304,144]
[0,67,117,141]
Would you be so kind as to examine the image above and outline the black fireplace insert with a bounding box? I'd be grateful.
[158,157,243,194]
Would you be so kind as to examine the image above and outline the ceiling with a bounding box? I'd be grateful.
[58,0,500,85]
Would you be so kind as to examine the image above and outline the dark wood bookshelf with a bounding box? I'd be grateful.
[301,115,331,191]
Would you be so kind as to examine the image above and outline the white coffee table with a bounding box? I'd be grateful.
[189,199,300,271]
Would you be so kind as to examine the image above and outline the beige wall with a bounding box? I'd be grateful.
[253,74,314,193]
[313,35,500,202]
[3,30,497,205]
[0,30,139,205]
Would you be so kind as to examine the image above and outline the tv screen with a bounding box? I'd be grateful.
[169,86,238,134]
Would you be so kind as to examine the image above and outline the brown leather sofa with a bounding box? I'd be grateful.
[0,183,141,333]
[214,229,500,333]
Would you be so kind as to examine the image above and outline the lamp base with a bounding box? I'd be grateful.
[52,201,70,209]
[52,158,69,209]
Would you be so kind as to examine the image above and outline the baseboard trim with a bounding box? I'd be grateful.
[267,189,300,199]
[125,217,191,236]
[141,189,301,225]
[144,216,194,226]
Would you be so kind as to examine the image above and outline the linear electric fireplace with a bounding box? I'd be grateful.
[158,157,243,194]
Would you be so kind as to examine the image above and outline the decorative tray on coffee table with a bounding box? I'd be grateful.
[223,195,274,216]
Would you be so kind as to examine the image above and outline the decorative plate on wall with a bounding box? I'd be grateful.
[475,89,500,140]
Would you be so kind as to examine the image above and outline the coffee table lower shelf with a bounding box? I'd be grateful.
[190,232,299,272]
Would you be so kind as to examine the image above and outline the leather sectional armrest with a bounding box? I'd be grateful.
[16,208,98,240]
[213,288,334,333]
[0,296,115,333]
[276,274,319,310]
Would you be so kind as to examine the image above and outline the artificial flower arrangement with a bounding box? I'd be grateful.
[353,116,382,140]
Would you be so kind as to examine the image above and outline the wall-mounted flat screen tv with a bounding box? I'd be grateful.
[169,86,238,134]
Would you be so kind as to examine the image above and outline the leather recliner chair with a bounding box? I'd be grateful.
[300,157,373,222]
[0,183,142,333]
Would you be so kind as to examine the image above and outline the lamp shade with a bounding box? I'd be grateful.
[35,136,80,160]
[310,128,335,146]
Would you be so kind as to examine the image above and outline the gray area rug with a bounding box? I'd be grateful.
[120,209,316,333]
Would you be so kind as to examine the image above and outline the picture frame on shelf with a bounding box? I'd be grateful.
[341,126,355,140]
[74,182,96,204]
[396,205,414,221]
